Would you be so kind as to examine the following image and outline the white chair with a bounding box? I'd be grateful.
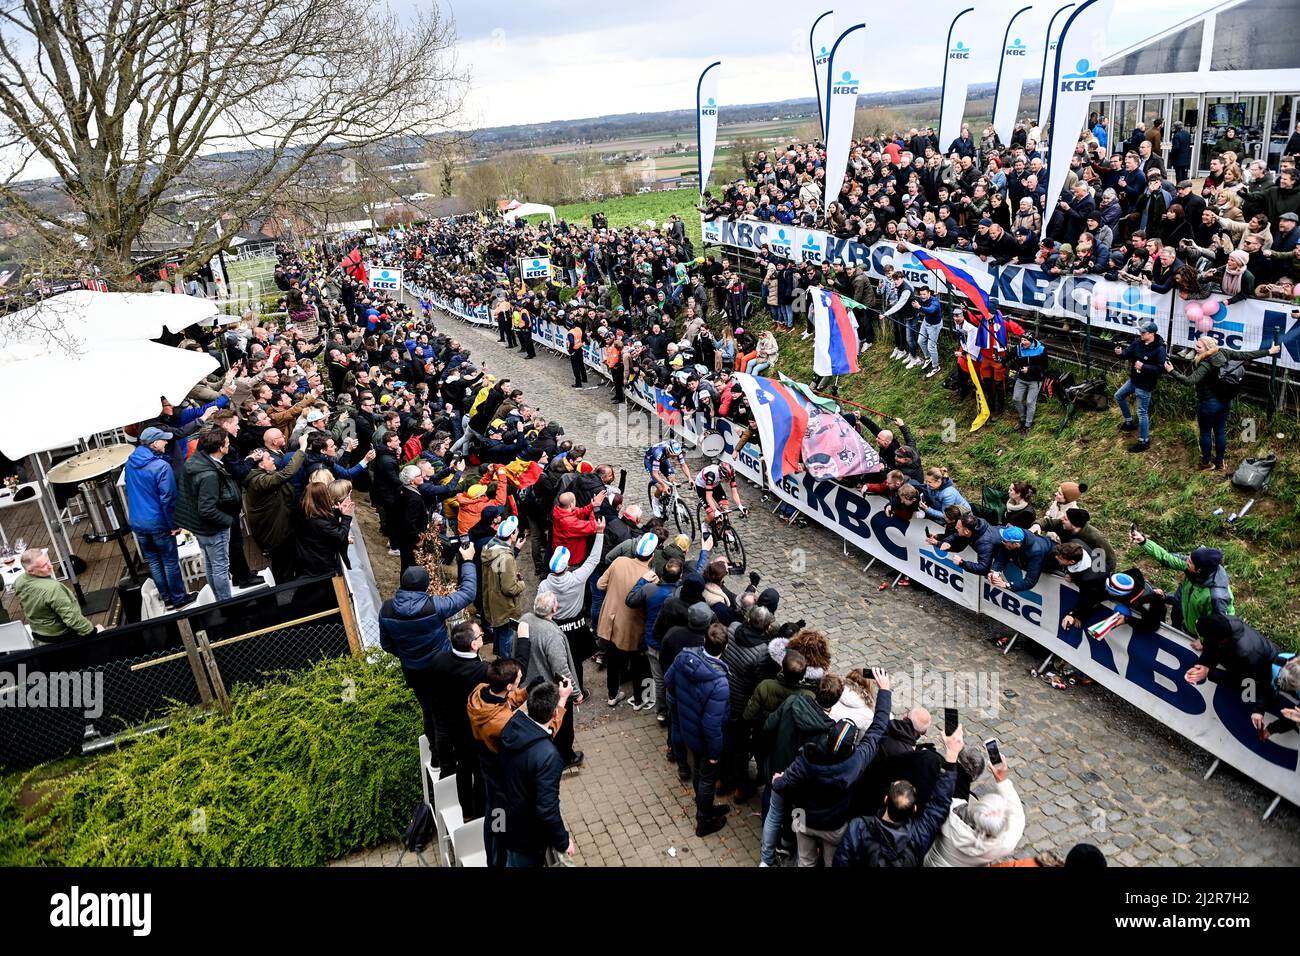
[0,620,34,653]
[432,773,463,867]
[452,818,488,867]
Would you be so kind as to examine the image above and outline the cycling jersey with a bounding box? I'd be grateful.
[694,464,735,491]
[644,442,681,476]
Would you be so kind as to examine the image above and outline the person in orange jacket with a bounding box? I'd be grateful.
[453,465,509,536]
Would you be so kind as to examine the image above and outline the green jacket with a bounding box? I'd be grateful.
[1141,539,1235,638]
[743,673,810,724]
[763,693,834,777]
[1038,516,1116,573]
[173,451,242,536]
[15,573,94,639]
[481,538,525,627]
[242,450,306,549]
[1167,347,1273,401]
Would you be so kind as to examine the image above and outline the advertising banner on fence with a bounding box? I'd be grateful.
[1171,294,1300,372]
[368,266,402,294]
[421,280,1300,806]
[703,215,1177,337]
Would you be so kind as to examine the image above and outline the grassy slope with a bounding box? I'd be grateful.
[543,189,1300,649]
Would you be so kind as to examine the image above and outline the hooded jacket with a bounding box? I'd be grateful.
[124,444,178,534]
[720,621,772,720]
[940,517,1001,576]
[535,534,603,620]
[481,537,525,627]
[764,694,834,776]
[467,683,564,754]
[497,710,569,856]
[377,563,477,670]
[833,761,957,867]
[1141,539,1235,638]
[664,646,730,758]
[924,777,1026,867]
[173,450,242,536]
[551,502,598,565]
[1196,616,1281,717]
[625,577,678,648]
[1118,334,1169,391]
[990,530,1055,593]
[922,477,970,522]
[774,690,892,831]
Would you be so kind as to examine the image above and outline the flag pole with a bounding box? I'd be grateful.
[1268,328,1280,416]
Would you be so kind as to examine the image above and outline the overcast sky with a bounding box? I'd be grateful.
[443,0,1222,129]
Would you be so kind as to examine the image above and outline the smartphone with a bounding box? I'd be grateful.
[985,737,1003,766]
[944,707,959,736]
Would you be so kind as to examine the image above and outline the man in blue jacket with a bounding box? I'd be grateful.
[1113,320,1168,453]
[834,724,965,866]
[498,682,575,867]
[773,670,893,866]
[929,513,999,578]
[990,526,1054,593]
[377,546,476,755]
[664,622,731,837]
[124,427,193,610]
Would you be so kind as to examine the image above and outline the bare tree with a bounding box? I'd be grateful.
[0,0,467,293]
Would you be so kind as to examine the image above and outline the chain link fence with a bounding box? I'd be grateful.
[0,574,361,770]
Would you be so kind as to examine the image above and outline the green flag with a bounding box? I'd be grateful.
[778,372,841,414]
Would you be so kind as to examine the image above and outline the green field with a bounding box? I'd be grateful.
[532,187,1298,649]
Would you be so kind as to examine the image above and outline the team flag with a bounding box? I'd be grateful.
[910,247,992,319]
[811,287,860,377]
[778,372,841,414]
[732,372,809,485]
[967,359,992,432]
[801,410,881,481]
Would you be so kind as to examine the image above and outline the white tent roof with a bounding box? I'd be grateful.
[0,290,220,366]
[0,340,218,459]
[503,203,556,224]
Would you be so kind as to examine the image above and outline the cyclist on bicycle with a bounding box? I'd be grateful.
[644,439,690,518]
[695,461,744,527]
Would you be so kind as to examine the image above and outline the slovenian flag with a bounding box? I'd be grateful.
[910,248,991,319]
[811,287,860,376]
[733,372,808,485]
[654,388,682,428]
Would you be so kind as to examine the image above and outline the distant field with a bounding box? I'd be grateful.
[524,189,703,249]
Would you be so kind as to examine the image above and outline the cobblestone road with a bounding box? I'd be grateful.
[339,315,1300,869]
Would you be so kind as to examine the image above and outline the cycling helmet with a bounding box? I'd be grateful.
[718,463,735,481]
[668,441,683,456]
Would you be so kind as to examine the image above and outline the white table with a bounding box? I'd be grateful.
[0,547,47,593]
[0,481,70,582]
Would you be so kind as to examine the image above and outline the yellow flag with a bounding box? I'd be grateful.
[968,360,990,432]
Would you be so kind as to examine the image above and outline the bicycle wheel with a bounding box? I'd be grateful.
[721,521,746,573]
[672,495,696,540]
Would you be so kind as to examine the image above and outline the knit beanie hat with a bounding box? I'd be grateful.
[1059,481,1087,502]
[1065,507,1090,527]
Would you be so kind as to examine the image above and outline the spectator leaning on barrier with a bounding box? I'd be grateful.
[1130,530,1234,640]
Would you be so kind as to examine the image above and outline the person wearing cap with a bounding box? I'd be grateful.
[664,621,732,837]
[988,526,1053,593]
[772,671,894,867]
[1009,333,1048,435]
[1112,318,1168,453]
[1033,506,1114,573]
[595,531,658,709]
[481,515,525,659]
[1062,567,1166,635]
[1130,530,1235,640]
[125,426,195,610]
[536,534,605,695]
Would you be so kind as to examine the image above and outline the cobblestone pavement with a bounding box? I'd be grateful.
[336,316,1300,869]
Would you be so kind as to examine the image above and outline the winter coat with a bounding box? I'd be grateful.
[124,445,179,534]
[940,517,1001,576]
[720,623,771,720]
[1119,334,1168,391]
[242,450,305,550]
[922,477,970,522]
[1141,539,1235,638]
[467,684,563,755]
[625,577,677,648]
[481,538,525,627]
[173,450,242,536]
[774,690,892,831]
[742,672,811,725]
[1166,347,1273,402]
[551,503,598,566]
[990,530,1054,593]
[295,514,351,578]
[1197,616,1283,717]
[829,687,874,739]
[377,562,477,670]
[664,646,730,758]
[522,612,579,685]
[764,693,833,775]
[596,555,651,651]
[833,762,956,867]
[498,710,569,856]
[924,777,1026,867]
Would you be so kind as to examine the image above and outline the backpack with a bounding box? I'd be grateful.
[1231,453,1277,493]
[1212,359,1248,402]
[402,800,435,854]
[862,835,920,868]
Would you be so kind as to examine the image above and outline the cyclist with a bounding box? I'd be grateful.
[644,439,690,518]
[695,461,745,527]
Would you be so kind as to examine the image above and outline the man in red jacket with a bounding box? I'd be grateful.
[551,490,605,565]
